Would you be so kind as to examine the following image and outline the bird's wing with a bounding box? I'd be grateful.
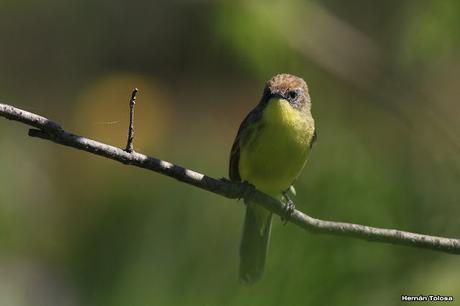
[229,105,264,182]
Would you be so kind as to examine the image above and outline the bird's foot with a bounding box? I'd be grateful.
[281,191,295,225]
[220,177,232,183]
[221,178,254,202]
[240,181,256,202]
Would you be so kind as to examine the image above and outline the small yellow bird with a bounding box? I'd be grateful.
[229,74,316,284]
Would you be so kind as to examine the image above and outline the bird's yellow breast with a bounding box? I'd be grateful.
[239,98,314,195]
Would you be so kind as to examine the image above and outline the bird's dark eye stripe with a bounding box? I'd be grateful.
[287,91,298,99]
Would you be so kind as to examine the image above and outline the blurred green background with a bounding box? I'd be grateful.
[1,0,460,305]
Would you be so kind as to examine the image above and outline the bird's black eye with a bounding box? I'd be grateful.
[287,91,298,100]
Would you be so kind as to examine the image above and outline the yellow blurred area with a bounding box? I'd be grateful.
[73,73,172,152]
[61,74,176,184]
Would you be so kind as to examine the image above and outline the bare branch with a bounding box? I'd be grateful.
[1,102,460,254]
[125,88,138,153]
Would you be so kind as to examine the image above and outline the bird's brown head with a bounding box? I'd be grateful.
[263,73,311,112]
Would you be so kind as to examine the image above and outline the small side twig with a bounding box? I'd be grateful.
[125,88,138,153]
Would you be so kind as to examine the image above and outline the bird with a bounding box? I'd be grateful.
[229,73,316,284]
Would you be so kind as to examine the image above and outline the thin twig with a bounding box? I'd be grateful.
[1,102,460,254]
[125,88,138,153]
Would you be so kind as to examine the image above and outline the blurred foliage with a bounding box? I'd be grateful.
[399,0,460,69]
[1,0,460,305]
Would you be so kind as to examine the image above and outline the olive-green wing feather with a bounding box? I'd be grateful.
[229,104,270,284]
[229,105,264,182]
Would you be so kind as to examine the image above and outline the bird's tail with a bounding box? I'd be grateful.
[239,202,272,284]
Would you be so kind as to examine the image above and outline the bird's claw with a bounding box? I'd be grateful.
[220,177,232,183]
[221,178,254,203]
[240,181,256,202]
[281,191,295,225]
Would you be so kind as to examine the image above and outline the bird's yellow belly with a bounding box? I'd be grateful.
[239,99,314,195]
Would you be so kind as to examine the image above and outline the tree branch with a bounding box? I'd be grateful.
[1,102,459,254]
[125,88,137,153]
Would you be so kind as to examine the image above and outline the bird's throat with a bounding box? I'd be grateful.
[264,98,306,128]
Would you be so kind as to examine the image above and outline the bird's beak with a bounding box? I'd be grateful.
[270,92,284,100]
[268,93,288,105]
